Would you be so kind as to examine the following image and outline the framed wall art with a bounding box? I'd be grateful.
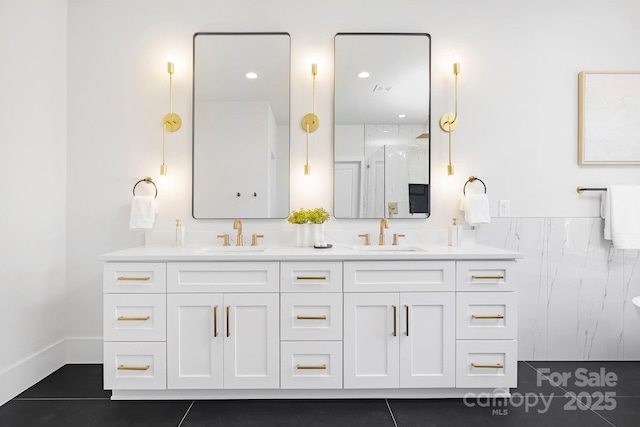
[578,70,640,164]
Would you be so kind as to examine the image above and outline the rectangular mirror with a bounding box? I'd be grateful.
[193,33,290,219]
[334,33,430,219]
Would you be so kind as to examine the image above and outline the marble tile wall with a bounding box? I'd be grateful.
[477,218,640,361]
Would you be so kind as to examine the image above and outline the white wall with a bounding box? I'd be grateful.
[0,0,68,406]
[64,0,640,359]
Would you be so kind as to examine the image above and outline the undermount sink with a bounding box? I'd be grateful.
[351,245,425,252]
[197,246,266,254]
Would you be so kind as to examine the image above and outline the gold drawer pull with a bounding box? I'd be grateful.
[405,305,409,336]
[213,305,218,338]
[471,275,505,280]
[392,305,397,337]
[472,314,505,319]
[117,316,150,321]
[117,276,151,281]
[117,364,150,371]
[296,276,327,281]
[472,363,504,369]
[296,315,327,320]
[226,306,230,338]
[296,364,327,370]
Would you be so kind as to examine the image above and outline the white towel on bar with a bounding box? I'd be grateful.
[603,185,640,249]
[459,193,491,226]
[129,195,158,231]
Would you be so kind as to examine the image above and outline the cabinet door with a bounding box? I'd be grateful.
[167,294,224,389]
[399,293,455,388]
[224,293,279,389]
[344,293,400,389]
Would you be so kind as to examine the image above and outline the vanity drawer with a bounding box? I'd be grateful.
[281,262,342,292]
[281,293,342,341]
[167,262,279,293]
[455,340,517,388]
[344,261,454,292]
[280,341,343,389]
[456,261,516,291]
[456,292,517,340]
[104,263,166,293]
[103,294,166,342]
[104,342,166,390]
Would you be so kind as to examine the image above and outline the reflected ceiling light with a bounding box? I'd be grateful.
[440,57,460,176]
[301,64,319,175]
[160,54,182,177]
[245,72,258,79]
[357,71,370,78]
[398,114,406,118]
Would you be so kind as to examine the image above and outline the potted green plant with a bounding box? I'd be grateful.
[288,207,330,246]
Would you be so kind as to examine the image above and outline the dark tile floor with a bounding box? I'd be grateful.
[1,361,638,426]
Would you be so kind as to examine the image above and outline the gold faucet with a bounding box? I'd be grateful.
[379,218,389,245]
[233,219,243,246]
[251,234,264,246]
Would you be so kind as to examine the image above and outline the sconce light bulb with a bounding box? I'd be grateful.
[167,54,175,74]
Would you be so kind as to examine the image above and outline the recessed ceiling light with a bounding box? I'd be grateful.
[357,71,370,78]
[246,72,258,79]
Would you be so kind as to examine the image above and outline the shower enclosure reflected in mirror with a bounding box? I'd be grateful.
[192,33,290,219]
[334,33,430,219]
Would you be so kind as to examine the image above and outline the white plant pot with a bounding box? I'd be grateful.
[311,223,325,245]
[294,224,311,247]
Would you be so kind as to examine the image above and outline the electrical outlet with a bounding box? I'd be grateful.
[499,200,510,217]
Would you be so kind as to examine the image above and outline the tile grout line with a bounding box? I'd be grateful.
[13,397,111,401]
[177,400,195,427]
[385,399,399,427]
[524,362,616,427]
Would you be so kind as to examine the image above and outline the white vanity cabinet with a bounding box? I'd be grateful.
[280,262,343,389]
[103,263,167,390]
[166,262,280,389]
[343,261,456,389]
[455,261,518,388]
[101,245,521,400]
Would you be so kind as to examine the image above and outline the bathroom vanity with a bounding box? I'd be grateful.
[100,244,521,400]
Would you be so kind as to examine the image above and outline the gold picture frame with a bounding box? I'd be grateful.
[578,70,640,165]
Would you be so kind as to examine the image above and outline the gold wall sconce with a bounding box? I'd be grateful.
[160,55,182,177]
[440,60,460,176]
[301,63,319,175]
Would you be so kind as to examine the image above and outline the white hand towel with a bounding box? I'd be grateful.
[608,185,640,249]
[459,193,491,226]
[129,195,158,231]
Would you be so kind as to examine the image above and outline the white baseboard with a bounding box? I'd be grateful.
[0,339,66,406]
[66,337,103,364]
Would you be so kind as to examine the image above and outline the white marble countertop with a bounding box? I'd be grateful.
[99,243,523,262]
